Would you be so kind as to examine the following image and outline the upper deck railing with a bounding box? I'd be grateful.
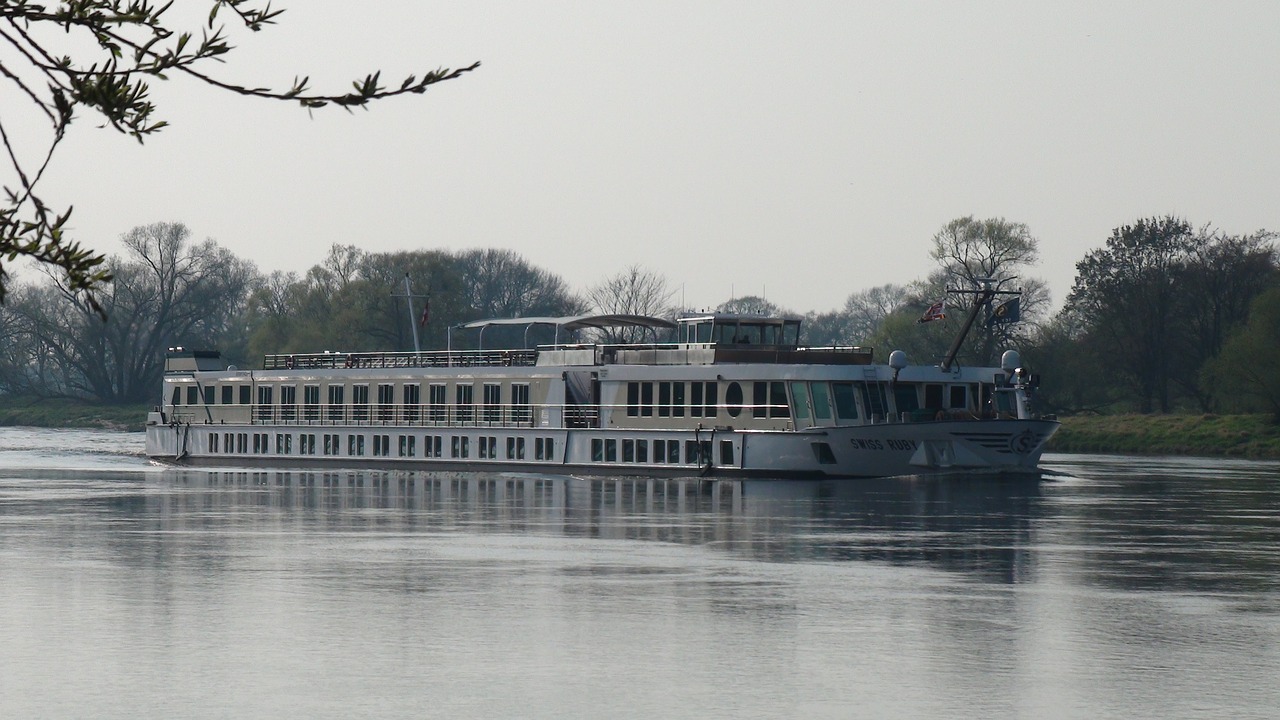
[261,341,874,372]
[262,349,540,371]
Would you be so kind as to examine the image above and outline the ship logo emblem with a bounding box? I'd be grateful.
[1010,430,1037,455]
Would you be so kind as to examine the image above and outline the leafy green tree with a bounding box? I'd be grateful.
[1173,229,1277,408]
[1,1,477,308]
[1068,217,1195,413]
[1203,285,1280,421]
[1068,218,1277,413]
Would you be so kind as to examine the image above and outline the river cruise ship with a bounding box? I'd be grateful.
[145,311,1058,478]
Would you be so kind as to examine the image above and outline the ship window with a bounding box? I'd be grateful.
[894,385,920,413]
[627,382,639,417]
[591,438,603,462]
[187,386,198,405]
[512,384,531,424]
[720,440,734,465]
[352,384,369,421]
[536,437,554,461]
[455,384,474,424]
[280,385,297,421]
[810,383,832,422]
[301,434,316,455]
[658,382,671,417]
[704,382,717,418]
[377,384,395,422]
[753,382,768,418]
[239,385,251,405]
[623,439,635,462]
[640,383,653,417]
[832,383,859,421]
[605,439,617,462]
[257,386,274,422]
[451,436,461,458]
[203,386,214,405]
[483,384,502,423]
[924,384,944,410]
[725,382,743,418]
[691,382,703,417]
[949,385,969,410]
[209,434,219,453]
[770,382,790,418]
[328,385,345,421]
[636,440,648,463]
[672,382,685,417]
[404,384,421,422]
[790,382,811,421]
[667,440,679,464]
[324,434,336,455]
[171,387,181,406]
[221,385,233,405]
[428,384,446,423]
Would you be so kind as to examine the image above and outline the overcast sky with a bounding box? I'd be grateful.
[23,1,1280,315]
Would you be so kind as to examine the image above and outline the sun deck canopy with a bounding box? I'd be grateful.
[460,314,677,333]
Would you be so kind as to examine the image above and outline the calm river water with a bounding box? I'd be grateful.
[0,428,1277,719]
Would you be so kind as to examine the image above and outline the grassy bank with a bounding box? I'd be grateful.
[4,397,1280,458]
[0,397,149,432]
[1048,413,1280,458]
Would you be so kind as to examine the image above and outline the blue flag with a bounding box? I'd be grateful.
[988,297,1020,326]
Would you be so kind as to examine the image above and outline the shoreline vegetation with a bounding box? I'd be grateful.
[2,398,1279,459]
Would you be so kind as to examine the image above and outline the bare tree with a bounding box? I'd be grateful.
[585,265,675,342]
[14,222,256,402]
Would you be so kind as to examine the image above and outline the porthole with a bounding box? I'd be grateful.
[726,382,744,417]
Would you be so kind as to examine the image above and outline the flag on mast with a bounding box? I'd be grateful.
[917,300,945,324]
[419,298,430,327]
[988,297,1020,326]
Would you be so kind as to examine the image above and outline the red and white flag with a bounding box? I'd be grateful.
[917,300,945,323]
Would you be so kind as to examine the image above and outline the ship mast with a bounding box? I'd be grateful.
[939,278,1019,372]
[393,274,430,354]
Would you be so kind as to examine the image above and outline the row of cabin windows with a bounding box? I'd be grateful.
[625,381,791,419]
[174,382,531,409]
[175,382,533,424]
[622,380,973,424]
[590,438,732,466]
[210,432,556,461]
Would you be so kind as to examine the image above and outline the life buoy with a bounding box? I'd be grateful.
[344,354,354,368]
[285,356,295,370]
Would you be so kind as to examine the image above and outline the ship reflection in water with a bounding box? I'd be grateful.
[154,467,1040,582]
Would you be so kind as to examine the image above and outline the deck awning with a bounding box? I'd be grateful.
[460,314,676,332]
[457,313,676,349]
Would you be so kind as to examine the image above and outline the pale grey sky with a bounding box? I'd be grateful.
[28,1,1280,315]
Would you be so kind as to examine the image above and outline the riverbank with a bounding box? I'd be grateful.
[0,398,149,432]
[3,398,1279,458]
[1049,413,1280,458]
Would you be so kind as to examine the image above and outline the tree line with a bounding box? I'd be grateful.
[2,216,1277,419]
